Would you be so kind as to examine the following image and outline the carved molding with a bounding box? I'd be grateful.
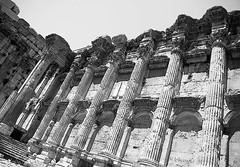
[172,96,205,114]
[225,90,240,110]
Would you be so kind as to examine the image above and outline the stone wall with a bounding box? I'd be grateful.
[0,2,240,167]
[0,0,46,107]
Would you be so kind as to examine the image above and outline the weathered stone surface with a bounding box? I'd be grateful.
[0,4,240,167]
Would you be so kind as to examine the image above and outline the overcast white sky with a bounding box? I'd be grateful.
[11,0,240,50]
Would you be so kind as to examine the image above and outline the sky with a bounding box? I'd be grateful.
[11,0,240,50]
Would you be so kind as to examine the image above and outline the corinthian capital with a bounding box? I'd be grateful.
[110,34,127,62]
[87,36,114,68]
[137,37,154,59]
[210,28,228,48]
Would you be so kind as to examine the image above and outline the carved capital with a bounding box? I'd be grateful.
[70,54,84,71]
[210,28,228,48]
[137,37,154,59]
[110,34,128,63]
[171,37,186,51]
[87,36,114,67]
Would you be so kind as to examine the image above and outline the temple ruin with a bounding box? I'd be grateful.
[0,0,240,167]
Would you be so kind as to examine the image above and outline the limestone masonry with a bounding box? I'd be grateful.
[0,0,240,167]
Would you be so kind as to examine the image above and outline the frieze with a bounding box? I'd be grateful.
[94,65,108,77]
[118,61,135,74]
[148,55,169,69]
[185,48,210,64]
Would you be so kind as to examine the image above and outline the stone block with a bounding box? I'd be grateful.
[19,18,30,27]
[28,27,38,37]
[0,6,19,21]
[0,0,15,10]
[18,25,29,36]
[27,34,37,43]
[11,4,19,15]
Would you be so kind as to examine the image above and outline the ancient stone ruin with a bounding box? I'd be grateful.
[0,0,240,167]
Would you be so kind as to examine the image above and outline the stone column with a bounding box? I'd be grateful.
[100,35,154,158]
[41,36,114,164]
[200,38,226,167]
[29,54,83,146]
[49,65,94,147]
[71,34,127,154]
[15,65,58,128]
[138,47,183,166]
[219,135,229,167]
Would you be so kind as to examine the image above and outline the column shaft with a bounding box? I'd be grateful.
[200,43,226,167]
[50,66,94,146]
[31,61,78,143]
[104,56,149,155]
[138,49,183,165]
[74,61,119,149]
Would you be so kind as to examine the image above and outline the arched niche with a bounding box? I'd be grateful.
[167,110,202,167]
[90,110,116,154]
[224,110,240,167]
[123,109,153,162]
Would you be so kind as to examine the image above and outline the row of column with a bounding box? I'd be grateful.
[23,32,228,167]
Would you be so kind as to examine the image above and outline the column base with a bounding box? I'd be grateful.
[27,138,43,155]
[138,158,164,167]
[56,154,73,167]
[0,123,14,135]
[34,142,58,165]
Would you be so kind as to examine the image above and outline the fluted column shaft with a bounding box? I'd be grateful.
[200,41,226,167]
[73,61,120,150]
[138,49,183,165]
[31,58,80,143]
[49,66,94,146]
[104,56,149,155]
